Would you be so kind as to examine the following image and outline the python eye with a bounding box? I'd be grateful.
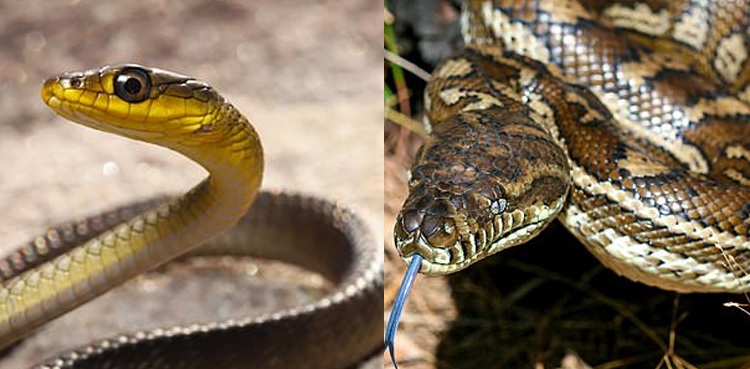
[114,67,151,103]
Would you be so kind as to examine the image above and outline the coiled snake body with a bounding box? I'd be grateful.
[1,65,382,368]
[388,0,750,361]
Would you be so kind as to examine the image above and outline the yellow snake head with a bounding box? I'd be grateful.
[40,64,263,188]
[41,64,245,156]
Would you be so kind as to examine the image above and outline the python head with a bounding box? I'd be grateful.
[394,110,571,275]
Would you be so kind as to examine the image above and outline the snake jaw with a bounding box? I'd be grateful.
[43,85,165,142]
[395,195,566,275]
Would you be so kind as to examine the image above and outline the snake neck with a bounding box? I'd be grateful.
[148,101,266,265]
[163,102,264,247]
[189,106,264,219]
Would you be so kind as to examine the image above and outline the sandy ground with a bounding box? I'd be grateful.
[0,0,382,367]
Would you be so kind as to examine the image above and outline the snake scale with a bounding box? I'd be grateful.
[387,0,750,363]
[0,65,382,368]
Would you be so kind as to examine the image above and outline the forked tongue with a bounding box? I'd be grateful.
[384,254,423,368]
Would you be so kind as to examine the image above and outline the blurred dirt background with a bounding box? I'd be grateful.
[385,1,750,368]
[0,0,382,367]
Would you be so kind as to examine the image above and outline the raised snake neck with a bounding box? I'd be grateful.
[387,0,750,362]
[0,65,381,368]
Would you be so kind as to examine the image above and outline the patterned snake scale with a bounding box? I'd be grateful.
[394,0,750,299]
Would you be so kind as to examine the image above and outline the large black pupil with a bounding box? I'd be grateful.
[124,77,141,95]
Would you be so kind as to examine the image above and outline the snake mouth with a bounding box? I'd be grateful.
[397,217,554,275]
[44,95,163,141]
[395,197,566,276]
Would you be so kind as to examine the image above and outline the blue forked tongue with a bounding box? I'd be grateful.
[384,254,423,369]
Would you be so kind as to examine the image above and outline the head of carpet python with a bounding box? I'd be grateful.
[41,64,263,184]
[394,109,571,276]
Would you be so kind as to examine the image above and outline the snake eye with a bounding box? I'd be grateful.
[69,77,83,88]
[114,67,151,103]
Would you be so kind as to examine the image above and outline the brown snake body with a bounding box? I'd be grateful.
[395,0,750,303]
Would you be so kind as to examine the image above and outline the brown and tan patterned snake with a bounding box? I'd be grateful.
[0,65,382,368]
[387,0,750,364]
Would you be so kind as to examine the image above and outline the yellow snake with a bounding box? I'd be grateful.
[387,0,750,363]
[0,65,381,368]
